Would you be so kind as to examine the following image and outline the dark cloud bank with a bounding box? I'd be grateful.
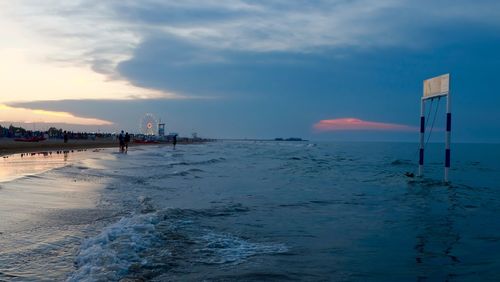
[13,1,500,141]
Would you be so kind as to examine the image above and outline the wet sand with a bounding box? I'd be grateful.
[0,149,110,232]
[0,138,205,156]
[0,150,117,280]
[0,138,119,156]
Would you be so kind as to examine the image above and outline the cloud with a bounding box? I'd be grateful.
[0,2,179,103]
[2,1,500,142]
[313,118,414,132]
[5,0,500,81]
[2,0,499,104]
[0,104,112,126]
[0,49,182,104]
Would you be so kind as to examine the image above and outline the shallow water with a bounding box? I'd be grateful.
[0,141,499,281]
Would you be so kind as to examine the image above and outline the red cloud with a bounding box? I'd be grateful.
[313,118,414,132]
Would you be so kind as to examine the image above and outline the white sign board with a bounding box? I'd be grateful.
[423,73,449,98]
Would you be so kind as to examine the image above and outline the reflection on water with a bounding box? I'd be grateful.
[0,149,113,281]
[0,150,86,182]
[410,185,461,281]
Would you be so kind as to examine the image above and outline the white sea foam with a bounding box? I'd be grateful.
[196,232,288,265]
[67,213,162,282]
[67,208,288,281]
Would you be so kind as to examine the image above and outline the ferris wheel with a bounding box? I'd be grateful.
[140,113,158,135]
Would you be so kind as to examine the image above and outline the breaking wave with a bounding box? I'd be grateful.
[67,206,287,281]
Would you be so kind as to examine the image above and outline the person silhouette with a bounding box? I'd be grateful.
[118,131,125,152]
[124,132,130,152]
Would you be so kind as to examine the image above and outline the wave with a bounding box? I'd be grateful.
[67,206,287,281]
[391,159,413,166]
[171,158,226,166]
[407,178,451,188]
[67,213,162,282]
[194,232,288,265]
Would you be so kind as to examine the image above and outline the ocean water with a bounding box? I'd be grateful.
[0,141,499,281]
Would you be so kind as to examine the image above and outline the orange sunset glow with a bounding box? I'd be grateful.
[314,118,414,132]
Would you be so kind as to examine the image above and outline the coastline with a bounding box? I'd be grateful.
[0,138,120,156]
[0,138,212,156]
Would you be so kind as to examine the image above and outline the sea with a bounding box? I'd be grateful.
[0,141,499,281]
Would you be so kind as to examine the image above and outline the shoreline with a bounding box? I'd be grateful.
[0,138,120,156]
[0,138,212,156]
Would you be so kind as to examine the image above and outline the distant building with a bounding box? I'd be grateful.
[274,137,305,141]
[158,123,165,136]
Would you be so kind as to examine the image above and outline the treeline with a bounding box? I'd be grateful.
[0,124,112,139]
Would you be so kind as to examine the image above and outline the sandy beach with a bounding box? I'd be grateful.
[0,138,207,157]
[0,138,119,156]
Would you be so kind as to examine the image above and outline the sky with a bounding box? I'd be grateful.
[1,0,499,142]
